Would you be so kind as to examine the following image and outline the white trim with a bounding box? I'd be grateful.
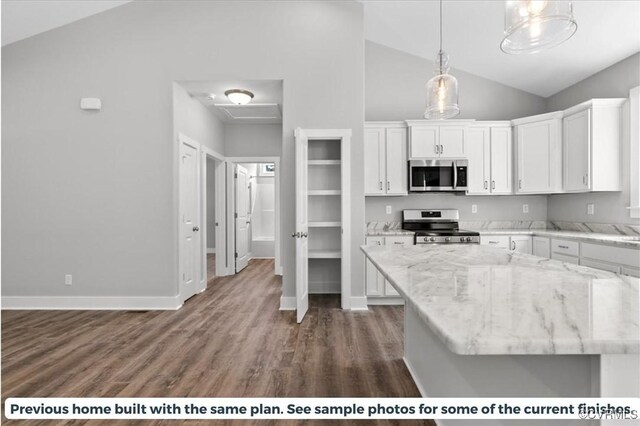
[366,297,404,305]
[630,87,639,219]
[279,296,296,310]
[226,157,282,277]
[1,296,182,310]
[510,110,563,126]
[201,145,229,277]
[349,297,369,311]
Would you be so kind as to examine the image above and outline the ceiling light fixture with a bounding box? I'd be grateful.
[225,89,254,105]
[500,1,577,54]
[425,0,460,120]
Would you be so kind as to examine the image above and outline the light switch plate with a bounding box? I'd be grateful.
[385,205,392,215]
[65,274,72,286]
[587,203,595,215]
[523,204,529,213]
[471,204,478,214]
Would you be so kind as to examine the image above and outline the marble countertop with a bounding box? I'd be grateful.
[475,229,640,248]
[361,244,639,355]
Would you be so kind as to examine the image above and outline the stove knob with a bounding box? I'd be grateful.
[445,237,451,242]
[466,237,472,242]
[460,237,465,242]
[423,237,429,242]
[429,237,436,242]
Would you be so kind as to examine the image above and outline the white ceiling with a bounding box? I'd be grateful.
[364,1,640,97]
[1,0,132,46]
[3,1,639,97]
[178,80,283,124]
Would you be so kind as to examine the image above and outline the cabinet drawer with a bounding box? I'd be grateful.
[551,239,579,257]
[622,266,640,278]
[385,236,414,246]
[579,258,621,274]
[365,236,384,246]
[581,243,640,268]
[481,235,510,249]
[552,252,580,265]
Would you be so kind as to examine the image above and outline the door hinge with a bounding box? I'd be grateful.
[235,252,238,258]
[234,173,238,178]
[234,213,238,218]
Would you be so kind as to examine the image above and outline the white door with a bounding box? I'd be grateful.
[179,138,201,302]
[364,128,385,195]
[516,120,555,193]
[409,126,439,158]
[385,127,407,195]
[235,164,250,273]
[439,126,466,157]
[466,127,490,194]
[490,127,512,194]
[294,129,309,323]
[563,110,590,192]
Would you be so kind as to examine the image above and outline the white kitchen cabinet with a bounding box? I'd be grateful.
[510,235,532,254]
[580,258,621,274]
[563,99,625,193]
[552,252,580,265]
[551,238,579,264]
[513,112,563,194]
[466,123,512,195]
[365,235,412,303]
[622,266,640,278]
[364,123,408,196]
[480,235,510,249]
[407,120,474,159]
[532,236,551,258]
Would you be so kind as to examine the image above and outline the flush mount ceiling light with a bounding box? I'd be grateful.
[501,1,577,54]
[225,89,254,105]
[425,0,460,120]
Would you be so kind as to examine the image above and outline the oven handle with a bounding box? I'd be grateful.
[452,161,457,190]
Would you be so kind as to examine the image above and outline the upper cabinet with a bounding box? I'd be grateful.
[407,120,474,159]
[466,122,512,195]
[364,122,408,196]
[512,112,563,194]
[562,99,625,193]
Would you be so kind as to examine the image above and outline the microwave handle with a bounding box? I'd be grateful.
[452,161,457,189]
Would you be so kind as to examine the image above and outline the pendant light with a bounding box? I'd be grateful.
[501,1,577,54]
[425,0,460,120]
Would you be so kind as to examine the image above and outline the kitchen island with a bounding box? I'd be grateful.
[361,244,639,425]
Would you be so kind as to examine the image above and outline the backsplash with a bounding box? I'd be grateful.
[367,221,640,235]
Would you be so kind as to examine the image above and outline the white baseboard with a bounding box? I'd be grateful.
[1,296,182,310]
[207,248,216,254]
[367,297,405,306]
[279,295,296,310]
[350,296,369,310]
[250,256,275,260]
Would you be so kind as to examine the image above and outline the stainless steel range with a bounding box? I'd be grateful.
[402,209,480,245]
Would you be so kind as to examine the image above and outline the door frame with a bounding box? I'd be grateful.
[226,156,282,276]
[201,145,229,278]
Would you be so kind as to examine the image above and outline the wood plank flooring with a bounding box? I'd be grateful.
[2,257,433,425]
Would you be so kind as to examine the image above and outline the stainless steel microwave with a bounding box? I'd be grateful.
[409,159,468,192]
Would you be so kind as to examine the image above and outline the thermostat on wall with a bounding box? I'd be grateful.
[80,98,102,111]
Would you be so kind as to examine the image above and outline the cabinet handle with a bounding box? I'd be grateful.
[440,144,444,154]
[558,245,569,249]
[393,242,404,245]
[484,181,488,189]
[518,179,522,190]
[434,144,438,154]
[582,175,585,185]
[379,181,382,190]
[511,241,516,250]
[492,180,496,190]
[387,181,390,191]
[489,241,499,244]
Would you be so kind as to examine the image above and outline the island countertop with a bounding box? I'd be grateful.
[361,244,639,356]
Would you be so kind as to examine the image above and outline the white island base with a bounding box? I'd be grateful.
[404,304,639,426]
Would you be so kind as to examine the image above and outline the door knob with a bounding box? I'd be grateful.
[291,232,300,238]
[301,232,308,238]
[193,226,200,232]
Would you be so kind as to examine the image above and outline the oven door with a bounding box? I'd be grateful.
[409,159,468,192]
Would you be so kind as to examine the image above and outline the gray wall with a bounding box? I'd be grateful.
[206,158,216,249]
[225,123,282,157]
[365,41,547,121]
[2,1,365,300]
[173,82,225,154]
[546,53,640,225]
[365,41,548,224]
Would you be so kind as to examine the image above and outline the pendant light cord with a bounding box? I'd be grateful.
[438,0,443,73]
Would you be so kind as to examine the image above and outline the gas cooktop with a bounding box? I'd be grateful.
[402,209,480,245]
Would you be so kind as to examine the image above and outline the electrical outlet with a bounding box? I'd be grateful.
[587,203,595,215]
[386,205,392,214]
[65,274,72,286]
[523,204,529,213]
[471,204,478,214]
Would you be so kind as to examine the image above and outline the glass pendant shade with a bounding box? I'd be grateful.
[425,51,460,119]
[501,1,577,54]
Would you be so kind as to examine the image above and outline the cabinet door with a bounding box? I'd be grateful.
[384,280,400,296]
[563,110,590,192]
[510,236,532,254]
[516,119,559,193]
[466,127,490,194]
[365,258,384,296]
[490,127,513,194]
[364,128,385,195]
[409,126,439,158]
[439,126,466,157]
[532,236,550,258]
[385,128,407,195]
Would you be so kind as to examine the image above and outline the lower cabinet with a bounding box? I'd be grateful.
[480,234,531,254]
[365,235,412,302]
[532,236,551,258]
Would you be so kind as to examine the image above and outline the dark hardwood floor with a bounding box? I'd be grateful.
[2,257,433,425]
